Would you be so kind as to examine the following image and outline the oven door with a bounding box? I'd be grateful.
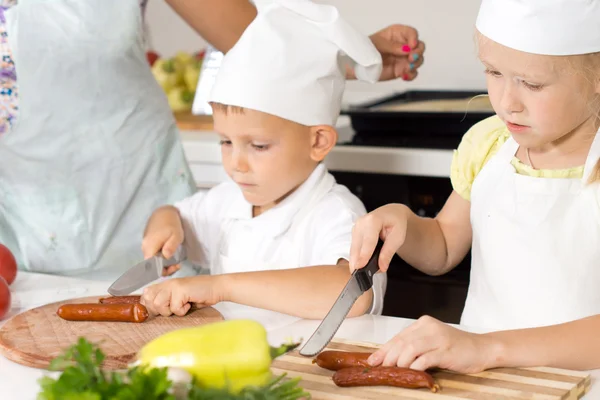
[331,170,470,324]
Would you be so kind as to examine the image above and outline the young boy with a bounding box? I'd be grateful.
[139,0,387,327]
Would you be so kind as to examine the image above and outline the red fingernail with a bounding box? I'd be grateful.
[403,74,409,80]
[402,45,411,53]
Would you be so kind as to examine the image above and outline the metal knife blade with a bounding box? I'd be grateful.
[107,246,187,296]
[299,240,383,356]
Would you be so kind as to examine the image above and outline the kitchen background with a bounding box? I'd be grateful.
[146,0,490,324]
[146,0,487,99]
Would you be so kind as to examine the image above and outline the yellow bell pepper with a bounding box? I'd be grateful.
[136,319,300,393]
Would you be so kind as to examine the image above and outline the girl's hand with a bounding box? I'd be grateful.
[368,315,501,374]
[349,203,411,273]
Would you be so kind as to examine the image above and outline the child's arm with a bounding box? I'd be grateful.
[141,259,373,319]
[216,259,373,319]
[366,314,600,372]
[350,191,472,276]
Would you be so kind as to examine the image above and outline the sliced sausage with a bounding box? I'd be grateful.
[332,366,440,392]
[57,303,149,323]
[313,351,371,371]
[98,295,141,305]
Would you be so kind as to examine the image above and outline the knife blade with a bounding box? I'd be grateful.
[107,246,187,296]
[299,240,383,356]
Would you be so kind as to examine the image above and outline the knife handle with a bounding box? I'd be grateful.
[355,239,383,292]
[160,245,187,267]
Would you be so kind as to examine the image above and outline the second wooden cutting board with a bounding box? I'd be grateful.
[0,295,224,369]
[272,339,591,400]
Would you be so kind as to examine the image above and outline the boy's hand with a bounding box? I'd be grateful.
[366,315,499,374]
[349,203,410,273]
[141,206,185,276]
[140,276,223,317]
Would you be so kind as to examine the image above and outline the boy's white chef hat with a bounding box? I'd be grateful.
[476,0,600,56]
[208,0,382,126]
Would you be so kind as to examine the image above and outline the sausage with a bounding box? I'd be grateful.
[57,303,149,323]
[98,295,141,305]
[332,366,440,392]
[313,351,371,371]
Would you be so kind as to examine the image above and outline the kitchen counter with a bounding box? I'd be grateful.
[1,272,599,399]
[177,113,454,189]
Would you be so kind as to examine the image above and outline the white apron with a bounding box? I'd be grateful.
[211,168,335,329]
[0,0,195,278]
[461,129,600,331]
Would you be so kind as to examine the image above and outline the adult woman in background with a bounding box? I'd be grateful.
[0,0,424,280]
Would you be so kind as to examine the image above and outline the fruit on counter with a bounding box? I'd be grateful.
[147,50,160,67]
[194,49,206,61]
[151,58,180,93]
[37,337,310,400]
[167,86,195,113]
[0,277,10,319]
[174,51,195,68]
[150,49,206,112]
[0,243,17,285]
[183,61,201,93]
[136,319,301,393]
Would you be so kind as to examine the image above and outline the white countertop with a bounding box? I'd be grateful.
[1,272,599,399]
[180,116,454,189]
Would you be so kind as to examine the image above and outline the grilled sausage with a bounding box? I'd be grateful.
[98,295,141,305]
[57,303,149,323]
[332,366,440,392]
[313,351,371,371]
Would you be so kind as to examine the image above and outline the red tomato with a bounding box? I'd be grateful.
[0,277,10,320]
[0,243,16,285]
[147,50,160,66]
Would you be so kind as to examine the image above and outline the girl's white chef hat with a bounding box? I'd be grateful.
[476,0,600,56]
[209,0,382,126]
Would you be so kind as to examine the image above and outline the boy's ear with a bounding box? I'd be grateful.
[309,125,338,162]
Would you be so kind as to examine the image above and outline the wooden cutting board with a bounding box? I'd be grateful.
[272,339,591,400]
[0,296,223,369]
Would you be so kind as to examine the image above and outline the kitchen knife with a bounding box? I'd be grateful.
[107,246,187,296]
[299,240,383,356]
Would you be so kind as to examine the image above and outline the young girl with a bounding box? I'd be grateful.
[349,0,600,373]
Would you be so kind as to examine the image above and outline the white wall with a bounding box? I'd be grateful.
[145,0,486,104]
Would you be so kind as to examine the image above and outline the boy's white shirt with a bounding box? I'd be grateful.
[175,163,387,328]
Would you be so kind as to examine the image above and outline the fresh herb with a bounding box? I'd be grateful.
[37,338,311,400]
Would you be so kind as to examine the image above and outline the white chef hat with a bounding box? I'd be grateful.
[208,0,382,126]
[476,0,600,56]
